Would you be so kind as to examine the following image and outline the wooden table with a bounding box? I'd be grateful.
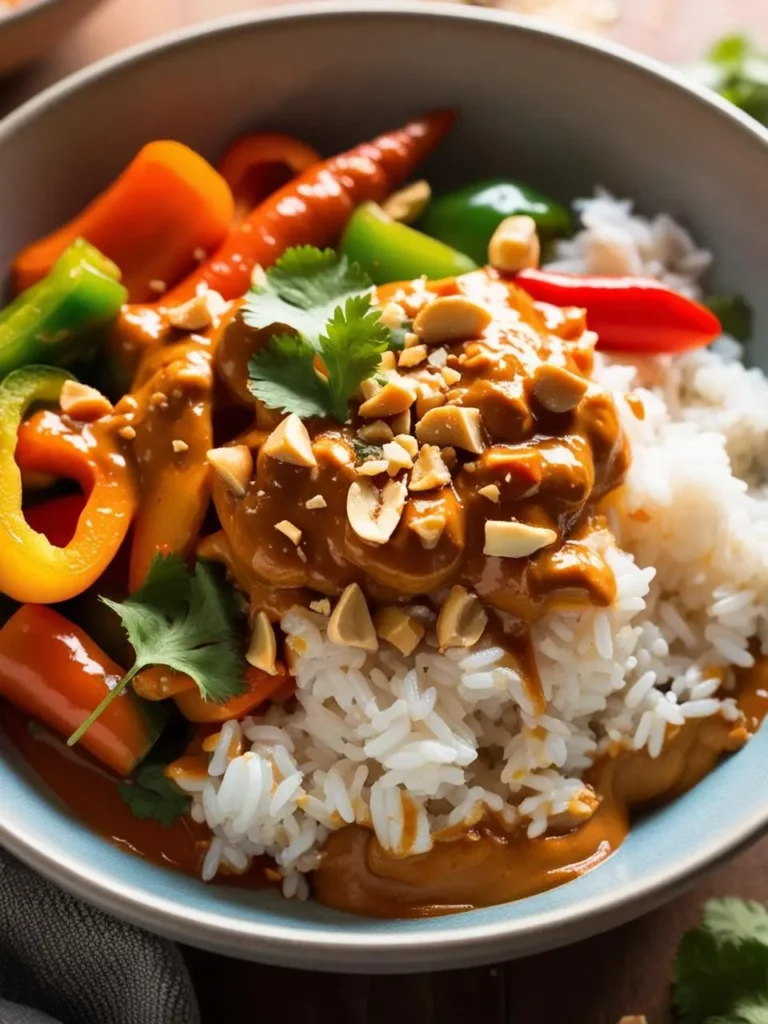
[4,1,768,1020]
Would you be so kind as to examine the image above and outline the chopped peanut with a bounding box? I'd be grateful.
[379,301,407,330]
[531,363,588,413]
[382,180,431,224]
[275,520,302,545]
[403,332,421,349]
[305,494,327,510]
[358,379,416,418]
[172,439,189,454]
[441,366,461,386]
[347,478,407,545]
[409,510,446,550]
[357,420,394,444]
[373,606,425,656]
[379,350,397,371]
[309,598,332,615]
[395,433,418,458]
[413,295,492,346]
[427,347,448,368]
[478,483,501,503]
[484,520,557,558]
[389,409,412,435]
[436,586,488,650]
[60,381,113,421]
[382,440,414,475]
[409,445,451,491]
[356,459,389,476]
[488,215,541,273]
[398,344,428,368]
[167,288,228,331]
[327,583,378,650]
[246,611,278,675]
[262,413,317,468]
[118,425,137,441]
[207,445,252,496]
[416,405,485,453]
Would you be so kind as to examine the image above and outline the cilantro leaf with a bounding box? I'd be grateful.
[674,899,768,1024]
[245,246,393,424]
[248,333,331,419]
[690,35,768,127]
[118,762,190,827]
[318,294,390,422]
[351,439,385,464]
[243,246,373,348]
[68,555,246,748]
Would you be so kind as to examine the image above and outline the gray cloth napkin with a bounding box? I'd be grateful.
[0,851,200,1024]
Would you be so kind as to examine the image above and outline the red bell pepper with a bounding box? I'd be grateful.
[164,109,455,302]
[513,268,722,354]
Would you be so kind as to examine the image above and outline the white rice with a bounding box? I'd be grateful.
[183,189,768,895]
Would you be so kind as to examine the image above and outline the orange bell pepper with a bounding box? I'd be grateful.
[164,109,455,302]
[0,367,138,604]
[23,493,86,548]
[0,604,165,775]
[174,663,293,723]
[216,132,321,222]
[12,141,234,303]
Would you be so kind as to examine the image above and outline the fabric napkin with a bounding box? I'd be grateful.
[0,851,200,1024]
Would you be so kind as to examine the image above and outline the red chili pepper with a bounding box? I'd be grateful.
[513,268,722,354]
[163,109,455,303]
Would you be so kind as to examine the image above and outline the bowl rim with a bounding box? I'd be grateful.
[3,0,768,965]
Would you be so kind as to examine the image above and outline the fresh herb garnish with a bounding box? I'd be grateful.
[705,295,753,343]
[118,762,191,827]
[690,34,768,126]
[246,246,391,423]
[67,554,246,748]
[674,898,768,1023]
[351,439,385,464]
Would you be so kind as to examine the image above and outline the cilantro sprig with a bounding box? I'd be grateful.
[245,246,391,423]
[67,554,246,748]
[690,34,768,127]
[674,898,768,1023]
[118,762,191,827]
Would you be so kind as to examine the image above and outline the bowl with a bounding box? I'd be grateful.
[1,1,768,973]
[0,0,106,76]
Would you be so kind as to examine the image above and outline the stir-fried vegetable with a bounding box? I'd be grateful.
[0,239,126,379]
[340,201,476,284]
[163,110,455,302]
[12,141,234,302]
[216,132,321,221]
[0,604,166,775]
[513,268,722,353]
[418,178,572,264]
[173,662,293,723]
[0,367,137,603]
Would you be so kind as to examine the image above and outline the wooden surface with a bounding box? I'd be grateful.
[3,1,768,1020]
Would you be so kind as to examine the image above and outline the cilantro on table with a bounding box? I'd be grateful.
[67,554,246,748]
[673,898,768,1023]
[118,762,191,827]
[245,246,391,423]
[690,34,768,126]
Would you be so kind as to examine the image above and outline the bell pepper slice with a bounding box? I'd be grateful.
[0,603,165,776]
[340,201,476,285]
[0,366,138,603]
[23,493,86,548]
[513,268,722,353]
[216,132,321,222]
[12,141,235,303]
[0,239,127,380]
[418,178,572,265]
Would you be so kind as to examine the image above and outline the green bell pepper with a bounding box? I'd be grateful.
[340,202,477,285]
[418,179,572,265]
[0,238,127,379]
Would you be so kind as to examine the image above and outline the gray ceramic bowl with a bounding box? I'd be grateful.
[0,0,106,76]
[1,1,768,973]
